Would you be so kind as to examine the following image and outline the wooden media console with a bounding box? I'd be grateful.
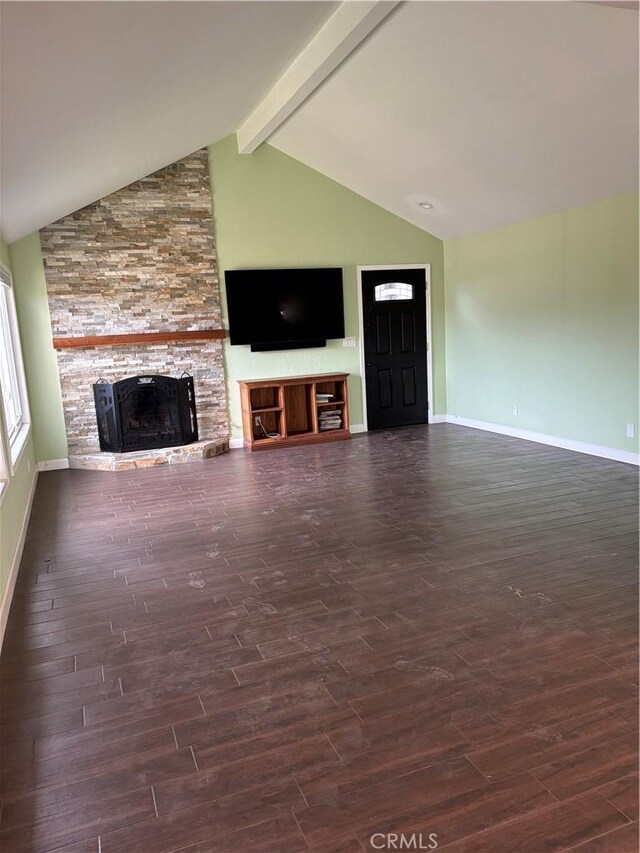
[239,374,350,451]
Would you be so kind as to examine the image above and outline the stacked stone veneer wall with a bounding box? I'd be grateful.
[40,149,228,454]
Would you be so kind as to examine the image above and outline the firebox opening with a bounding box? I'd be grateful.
[93,374,198,453]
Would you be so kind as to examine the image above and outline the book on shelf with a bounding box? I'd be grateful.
[319,409,342,430]
[316,393,333,402]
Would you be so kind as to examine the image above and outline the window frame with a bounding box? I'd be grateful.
[0,399,8,493]
[0,261,31,478]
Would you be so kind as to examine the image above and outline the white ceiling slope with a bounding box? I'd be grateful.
[0,1,334,243]
[271,1,639,239]
[1,1,637,244]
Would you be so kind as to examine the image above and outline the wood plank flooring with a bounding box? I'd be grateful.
[0,424,637,853]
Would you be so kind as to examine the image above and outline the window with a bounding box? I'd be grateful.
[374,282,414,302]
[0,263,29,466]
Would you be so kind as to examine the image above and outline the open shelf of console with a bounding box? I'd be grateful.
[239,373,350,451]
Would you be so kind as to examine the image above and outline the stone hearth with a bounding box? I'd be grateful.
[68,438,228,472]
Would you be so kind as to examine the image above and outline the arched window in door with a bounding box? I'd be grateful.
[374,282,414,302]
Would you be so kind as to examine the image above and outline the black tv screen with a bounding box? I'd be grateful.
[225,268,345,351]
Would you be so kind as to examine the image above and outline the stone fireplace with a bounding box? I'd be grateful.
[40,149,229,470]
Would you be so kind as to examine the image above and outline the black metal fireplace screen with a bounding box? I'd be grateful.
[93,374,198,453]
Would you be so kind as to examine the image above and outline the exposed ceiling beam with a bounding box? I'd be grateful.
[236,0,400,154]
[581,1,638,9]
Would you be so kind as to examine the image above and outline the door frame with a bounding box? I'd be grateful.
[356,263,433,432]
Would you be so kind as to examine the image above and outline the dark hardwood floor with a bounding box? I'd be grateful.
[0,424,638,853]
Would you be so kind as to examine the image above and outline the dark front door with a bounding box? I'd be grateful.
[362,268,428,430]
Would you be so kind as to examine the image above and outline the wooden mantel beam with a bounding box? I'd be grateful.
[52,329,227,350]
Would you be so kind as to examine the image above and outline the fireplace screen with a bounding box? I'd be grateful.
[93,374,198,452]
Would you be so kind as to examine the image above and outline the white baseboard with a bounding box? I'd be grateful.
[445,415,640,466]
[223,419,639,466]
[38,458,69,472]
[0,470,38,651]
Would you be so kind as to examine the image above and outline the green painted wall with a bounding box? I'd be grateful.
[444,193,639,453]
[9,234,68,462]
[0,238,37,622]
[0,433,36,615]
[4,141,635,460]
[209,136,446,439]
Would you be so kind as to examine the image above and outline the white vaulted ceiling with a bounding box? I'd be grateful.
[0,1,335,242]
[0,1,637,243]
[270,1,639,239]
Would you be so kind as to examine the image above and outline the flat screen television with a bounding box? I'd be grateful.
[225,267,345,352]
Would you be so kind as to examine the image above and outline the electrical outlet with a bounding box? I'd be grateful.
[342,337,356,348]
[512,405,518,416]
[626,423,635,439]
[254,416,261,428]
